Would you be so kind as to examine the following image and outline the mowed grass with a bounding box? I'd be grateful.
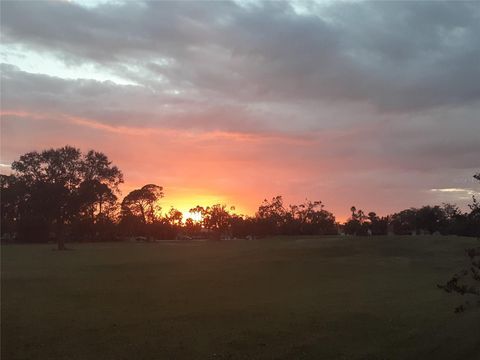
[2,236,480,360]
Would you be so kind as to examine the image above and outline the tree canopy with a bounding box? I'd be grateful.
[1,146,479,246]
[3,146,123,249]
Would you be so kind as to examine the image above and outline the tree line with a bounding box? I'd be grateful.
[1,146,479,249]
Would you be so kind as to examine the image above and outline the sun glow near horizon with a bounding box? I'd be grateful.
[156,190,250,223]
[184,211,203,223]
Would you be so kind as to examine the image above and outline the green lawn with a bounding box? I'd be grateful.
[2,236,480,360]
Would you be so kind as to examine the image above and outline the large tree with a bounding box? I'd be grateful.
[8,146,123,249]
[79,150,123,221]
[74,151,123,240]
[75,179,119,240]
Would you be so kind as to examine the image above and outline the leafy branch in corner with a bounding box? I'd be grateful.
[438,247,480,313]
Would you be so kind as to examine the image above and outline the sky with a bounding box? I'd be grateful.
[1,0,479,221]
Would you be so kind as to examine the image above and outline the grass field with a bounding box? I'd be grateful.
[2,236,480,360]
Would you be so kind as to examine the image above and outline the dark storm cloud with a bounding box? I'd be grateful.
[2,0,480,111]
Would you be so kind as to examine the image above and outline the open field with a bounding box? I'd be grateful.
[2,236,480,360]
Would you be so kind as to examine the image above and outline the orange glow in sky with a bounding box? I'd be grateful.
[159,191,243,219]
[2,0,479,223]
[1,109,477,222]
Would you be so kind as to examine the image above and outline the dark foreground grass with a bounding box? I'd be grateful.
[2,236,480,360]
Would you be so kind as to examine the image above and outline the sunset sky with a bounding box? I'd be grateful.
[1,0,479,221]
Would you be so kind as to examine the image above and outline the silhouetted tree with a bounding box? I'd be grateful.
[121,184,163,225]
[390,208,417,235]
[3,147,479,245]
[287,200,337,235]
[229,214,255,238]
[256,196,287,235]
[81,150,123,190]
[440,203,468,235]
[165,207,183,226]
[75,180,118,240]
[344,206,365,235]
[7,146,124,248]
[367,212,388,235]
[344,208,388,236]
[11,146,83,249]
[467,173,480,238]
[439,172,480,312]
[200,204,233,239]
[184,217,202,236]
[416,205,447,234]
[438,247,480,312]
[0,174,27,241]
[76,150,123,236]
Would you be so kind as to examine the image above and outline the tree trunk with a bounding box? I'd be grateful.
[57,221,66,250]
[140,205,146,225]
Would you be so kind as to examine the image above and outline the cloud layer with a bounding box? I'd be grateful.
[1,0,479,218]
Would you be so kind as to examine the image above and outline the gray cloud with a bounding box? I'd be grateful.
[2,0,479,110]
[2,62,479,173]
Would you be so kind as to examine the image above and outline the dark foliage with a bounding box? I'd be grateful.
[1,146,123,249]
[1,147,479,245]
[438,247,480,312]
[438,172,480,312]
